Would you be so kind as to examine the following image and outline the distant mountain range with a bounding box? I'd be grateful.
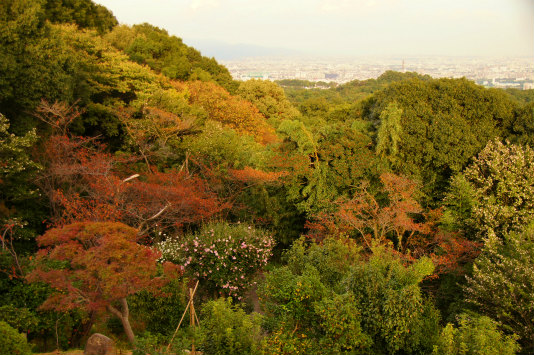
[185,39,302,60]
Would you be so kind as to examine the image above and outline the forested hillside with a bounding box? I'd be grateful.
[1,1,533,354]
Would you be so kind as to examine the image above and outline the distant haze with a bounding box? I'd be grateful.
[94,0,533,60]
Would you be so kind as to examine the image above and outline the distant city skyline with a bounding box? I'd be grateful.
[94,0,533,60]
[221,56,534,87]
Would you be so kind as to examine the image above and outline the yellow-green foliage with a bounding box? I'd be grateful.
[445,139,534,239]
[465,223,534,351]
[432,315,519,355]
[0,321,32,355]
[200,298,263,355]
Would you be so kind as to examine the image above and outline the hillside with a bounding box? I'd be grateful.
[1,1,533,354]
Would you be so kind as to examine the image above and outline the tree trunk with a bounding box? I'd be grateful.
[107,298,135,345]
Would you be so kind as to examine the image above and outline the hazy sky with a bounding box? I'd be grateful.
[93,0,534,58]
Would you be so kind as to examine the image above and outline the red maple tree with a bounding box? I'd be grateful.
[27,222,182,344]
[36,134,229,234]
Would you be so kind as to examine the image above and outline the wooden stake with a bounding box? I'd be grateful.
[190,287,196,355]
[166,280,199,352]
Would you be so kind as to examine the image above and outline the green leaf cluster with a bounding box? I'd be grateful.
[432,314,519,355]
[105,23,237,92]
[199,297,264,355]
[259,239,439,354]
[0,321,32,355]
[445,139,534,239]
[465,223,534,351]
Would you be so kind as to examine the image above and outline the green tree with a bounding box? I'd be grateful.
[363,77,517,204]
[444,139,534,239]
[464,223,534,351]
[258,238,371,354]
[0,114,40,277]
[344,245,439,354]
[0,0,48,133]
[278,119,376,214]
[259,239,439,355]
[432,314,519,355]
[507,102,534,147]
[376,102,403,167]
[43,0,118,34]
[237,79,300,127]
[105,23,237,92]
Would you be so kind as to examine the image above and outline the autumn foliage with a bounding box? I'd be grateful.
[37,134,229,233]
[307,173,479,275]
[27,222,182,343]
[184,80,277,144]
[308,173,434,249]
[28,222,179,311]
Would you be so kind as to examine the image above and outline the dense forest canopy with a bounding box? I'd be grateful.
[1,1,533,354]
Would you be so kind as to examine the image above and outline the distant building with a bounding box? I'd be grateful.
[240,72,269,80]
[523,82,534,90]
[325,73,339,80]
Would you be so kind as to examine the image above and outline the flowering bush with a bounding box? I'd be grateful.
[159,222,274,298]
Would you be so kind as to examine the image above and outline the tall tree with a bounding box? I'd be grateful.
[363,77,517,204]
[43,0,118,34]
[237,79,300,127]
[444,138,534,239]
[465,223,534,351]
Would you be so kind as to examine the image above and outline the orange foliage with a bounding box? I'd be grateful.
[228,166,287,184]
[185,80,277,144]
[327,173,434,251]
[37,135,229,233]
[429,232,481,275]
[307,173,480,276]
[27,222,182,332]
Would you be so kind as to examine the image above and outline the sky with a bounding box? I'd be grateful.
[93,0,534,58]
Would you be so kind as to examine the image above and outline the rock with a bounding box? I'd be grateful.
[84,333,115,355]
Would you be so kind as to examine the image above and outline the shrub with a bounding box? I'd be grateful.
[159,222,273,298]
[313,293,372,352]
[128,278,189,336]
[0,305,38,333]
[432,314,520,355]
[199,297,263,355]
[259,239,439,354]
[258,238,371,354]
[133,332,168,355]
[285,237,360,291]
[259,326,316,355]
[0,321,32,355]
[259,265,327,329]
[344,245,439,354]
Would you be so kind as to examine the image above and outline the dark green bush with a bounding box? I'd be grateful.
[0,321,32,355]
[128,278,188,336]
